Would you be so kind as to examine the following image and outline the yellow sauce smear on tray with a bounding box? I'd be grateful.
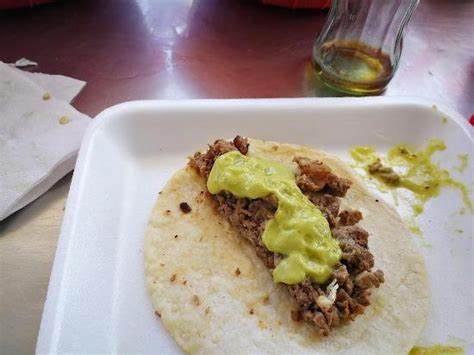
[409,345,464,355]
[350,139,473,219]
[207,151,341,285]
[456,154,468,173]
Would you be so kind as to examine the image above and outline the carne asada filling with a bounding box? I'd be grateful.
[207,150,342,285]
[189,137,385,336]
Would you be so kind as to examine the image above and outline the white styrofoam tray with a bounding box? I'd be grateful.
[37,98,473,354]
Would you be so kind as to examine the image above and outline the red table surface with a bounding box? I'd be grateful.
[0,0,473,119]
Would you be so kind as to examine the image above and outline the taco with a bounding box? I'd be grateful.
[144,136,429,354]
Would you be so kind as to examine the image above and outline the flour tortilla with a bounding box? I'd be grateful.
[144,139,430,354]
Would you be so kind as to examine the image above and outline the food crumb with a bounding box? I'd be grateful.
[59,115,70,125]
[155,311,161,317]
[170,273,177,282]
[249,308,255,315]
[192,295,201,306]
[234,267,241,276]
[367,159,400,185]
[179,202,192,213]
[42,92,51,100]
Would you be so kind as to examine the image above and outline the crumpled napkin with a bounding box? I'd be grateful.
[0,62,90,220]
[21,71,86,103]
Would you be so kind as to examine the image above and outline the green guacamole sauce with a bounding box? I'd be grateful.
[409,345,464,354]
[350,139,473,217]
[207,151,342,285]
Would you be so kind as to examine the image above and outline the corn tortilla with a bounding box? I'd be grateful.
[144,139,430,354]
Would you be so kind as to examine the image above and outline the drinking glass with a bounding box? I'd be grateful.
[312,0,419,95]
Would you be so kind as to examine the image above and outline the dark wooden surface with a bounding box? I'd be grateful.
[1,0,473,118]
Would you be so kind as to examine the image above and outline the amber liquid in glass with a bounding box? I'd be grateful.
[313,40,394,95]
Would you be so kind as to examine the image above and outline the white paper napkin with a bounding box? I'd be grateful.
[22,71,86,103]
[0,62,90,220]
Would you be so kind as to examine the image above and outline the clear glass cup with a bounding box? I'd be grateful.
[312,0,419,96]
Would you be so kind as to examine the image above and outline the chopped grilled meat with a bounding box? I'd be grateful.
[215,193,278,268]
[338,209,363,226]
[189,137,384,336]
[288,278,321,309]
[294,157,331,193]
[310,194,340,217]
[332,264,353,293]
[294,156,352,197]
[324,173,352,197]
[307,311,331,336]
[354,270,385,289]
[233,135,249,155]
[189,137,248,179]
[332,225,374,273]
[336,288,365,318]
[308,193,340,227]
